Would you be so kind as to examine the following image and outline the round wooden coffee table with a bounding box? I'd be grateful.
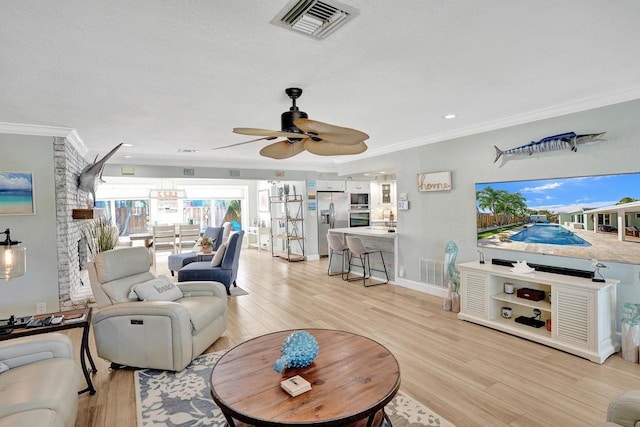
[210,329,400,427]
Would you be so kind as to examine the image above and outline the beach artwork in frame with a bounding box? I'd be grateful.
[0,172,35,215]
[258,190,270,212]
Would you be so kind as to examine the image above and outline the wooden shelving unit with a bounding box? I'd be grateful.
[270,195,305,262]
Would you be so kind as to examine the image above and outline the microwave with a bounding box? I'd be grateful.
[350,193,369,208]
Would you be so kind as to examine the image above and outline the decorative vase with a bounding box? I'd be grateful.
[621,321,640,363]
[451,291,460,313]
[274,330,319,373]
[621,303,640,363]
[202,246,213,254]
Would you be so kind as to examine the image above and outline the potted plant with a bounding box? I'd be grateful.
[200,236,215,254]
[83,216,119,260]
[82,216,120,296]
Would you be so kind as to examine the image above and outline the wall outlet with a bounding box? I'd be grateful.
[35,303,46,314]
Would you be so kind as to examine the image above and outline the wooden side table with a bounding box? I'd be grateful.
[0,307,97,395]
[210,329,400,426]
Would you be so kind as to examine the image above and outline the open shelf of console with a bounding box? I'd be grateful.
[491,292,551,312]
[458,261,619,364]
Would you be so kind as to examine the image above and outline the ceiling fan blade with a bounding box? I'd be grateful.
[304,140,368,156]
[211,136,277,151]
[259,139,308,159]
[233,127,307,139]
[294,119,369,145]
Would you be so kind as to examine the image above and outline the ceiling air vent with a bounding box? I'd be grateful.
[271,0,359,40]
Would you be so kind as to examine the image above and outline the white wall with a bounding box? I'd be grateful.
[339,99,640,319]
[0,134,60,317]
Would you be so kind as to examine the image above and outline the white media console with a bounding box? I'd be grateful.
[458,261,619,364]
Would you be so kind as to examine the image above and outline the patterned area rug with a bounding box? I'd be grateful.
[135,352,454,427]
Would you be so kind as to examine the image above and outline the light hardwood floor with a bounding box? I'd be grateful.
[71,247,640,426]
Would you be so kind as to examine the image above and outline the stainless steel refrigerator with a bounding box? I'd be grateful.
[317,191,348,256]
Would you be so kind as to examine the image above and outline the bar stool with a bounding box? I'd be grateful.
[345,236,389,287]
[326,233,350,280]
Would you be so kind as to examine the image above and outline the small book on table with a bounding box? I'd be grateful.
[280,375,311,397]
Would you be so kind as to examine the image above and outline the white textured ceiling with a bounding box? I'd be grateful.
[2,1,640,172]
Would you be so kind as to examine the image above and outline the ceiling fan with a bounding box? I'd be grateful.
[215,88,369,159]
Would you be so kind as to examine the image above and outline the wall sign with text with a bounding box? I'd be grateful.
[417,171,452,192]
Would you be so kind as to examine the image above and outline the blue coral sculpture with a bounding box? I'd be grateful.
[273,330,319,373]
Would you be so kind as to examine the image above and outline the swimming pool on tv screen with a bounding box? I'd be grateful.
[509,224,591,246]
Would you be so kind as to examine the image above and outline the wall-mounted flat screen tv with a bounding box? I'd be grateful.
[476,172,640,265]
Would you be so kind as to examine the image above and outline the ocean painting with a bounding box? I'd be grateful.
[0,172,35,215]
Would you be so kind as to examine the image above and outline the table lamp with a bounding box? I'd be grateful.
[1,228,26,281]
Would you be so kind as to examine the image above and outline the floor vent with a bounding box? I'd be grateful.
[271,0,359,40]
[419,259,445,288]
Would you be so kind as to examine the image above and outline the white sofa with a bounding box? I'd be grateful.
[88,246,227,371]
[0,333,82,427]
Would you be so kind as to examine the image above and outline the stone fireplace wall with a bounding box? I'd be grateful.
[53,137,93,308]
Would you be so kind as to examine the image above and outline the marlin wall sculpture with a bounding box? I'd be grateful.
[494,132,606,163]
[77,143,123,207]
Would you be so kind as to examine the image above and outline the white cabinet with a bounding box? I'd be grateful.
[245,226,270,251]
[370,181,396,206]
[458,261,619,364]
[346,181,370,193]
[315,180,345,192]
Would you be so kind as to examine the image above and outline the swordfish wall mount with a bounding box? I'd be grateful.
[494,131,606,163]
[77,142,123,207]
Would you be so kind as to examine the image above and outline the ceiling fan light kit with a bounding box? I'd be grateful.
[229,87,369,159]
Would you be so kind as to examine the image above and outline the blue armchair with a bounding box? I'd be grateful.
[167,226,225,276]
[177,231,244,295]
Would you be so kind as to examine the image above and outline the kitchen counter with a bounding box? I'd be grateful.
[329,228,398,281]
[329,227,398,238]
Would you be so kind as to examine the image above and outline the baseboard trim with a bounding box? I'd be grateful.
[394,278,449,298]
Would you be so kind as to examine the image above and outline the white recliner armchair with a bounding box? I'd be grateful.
[0,333,82,427]
[87,246,227,371]
[604,390,640,427]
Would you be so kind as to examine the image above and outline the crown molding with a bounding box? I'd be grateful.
[0,122,88,157]
[335,87,640,164]
[63,129,88,157]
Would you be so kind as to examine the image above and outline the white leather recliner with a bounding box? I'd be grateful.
[603,390,640,427]
[87,246,227,371]
[0,333,82,427]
